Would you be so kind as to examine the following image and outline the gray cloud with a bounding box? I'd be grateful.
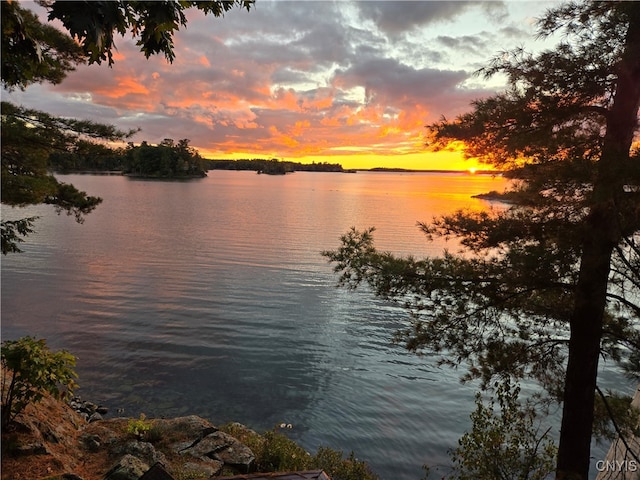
[334,57,469,106]
[435,34,489,57]
[355,1,480,34]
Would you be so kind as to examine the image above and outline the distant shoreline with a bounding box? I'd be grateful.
[124,172,207,180]
[55,168,500,176]
[360,167,499,174]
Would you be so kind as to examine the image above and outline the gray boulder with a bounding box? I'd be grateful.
[103,454,149,480]
[180,430,255,473]
[115,441,167,467]
[157,415,217,439]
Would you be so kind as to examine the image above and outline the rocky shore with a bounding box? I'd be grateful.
[2,393,294,480]
[68,396,110,423]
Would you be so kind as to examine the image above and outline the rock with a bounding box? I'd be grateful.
[80,433,101,452]
[180,430,255,473]
[103,454,149,480]
[180,461,223,478]
[139,463,174,480]
[115,440,167,467]
[81,423,121,448]
[226,421,261,439]
[69,396,110,419]
[62,474,85,480]
[157,415,217,440]
[88,412,104,423]
[14,441,49,456]
[42,426,62,444]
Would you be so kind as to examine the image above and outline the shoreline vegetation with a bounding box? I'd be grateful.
[53,163,498,177]
[471,190,519,203]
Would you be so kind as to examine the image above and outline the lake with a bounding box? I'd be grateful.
[0,171,628,479]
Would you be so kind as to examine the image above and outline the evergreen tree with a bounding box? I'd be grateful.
[324,3,640,479]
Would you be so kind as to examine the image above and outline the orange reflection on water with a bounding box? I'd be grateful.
[203,170,511,259]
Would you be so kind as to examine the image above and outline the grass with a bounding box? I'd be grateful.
[220,423,379,480]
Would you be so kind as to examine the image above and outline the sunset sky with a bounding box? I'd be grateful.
[6,1,561,170]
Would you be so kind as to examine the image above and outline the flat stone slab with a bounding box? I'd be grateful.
[179,430,255,473]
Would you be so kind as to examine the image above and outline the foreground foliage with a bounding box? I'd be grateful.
[428,380,556,480]
[0,217,38,255]
[1,336,78,430]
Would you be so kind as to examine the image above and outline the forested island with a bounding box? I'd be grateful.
[51,138,207,178]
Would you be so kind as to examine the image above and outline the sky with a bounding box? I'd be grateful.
[5,1,562,170]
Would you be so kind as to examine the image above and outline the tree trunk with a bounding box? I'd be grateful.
[556,7,640,479]
[556,219,614,480]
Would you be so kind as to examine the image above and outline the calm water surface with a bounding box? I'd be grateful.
[1,171,627,479]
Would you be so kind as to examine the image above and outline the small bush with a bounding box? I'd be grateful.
[221,423,311,472]
[1,336,77,429]
[258,429,312,471]
[145,423,167,444]
[313,447,380,480]
[440,380,556,480]
[127,413,153,439]
[220,422,265,452]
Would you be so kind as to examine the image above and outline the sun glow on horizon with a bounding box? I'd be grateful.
[200,148,485,171]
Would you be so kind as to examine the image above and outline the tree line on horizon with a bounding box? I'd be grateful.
[206,158,344,173]
[48,143,345,176]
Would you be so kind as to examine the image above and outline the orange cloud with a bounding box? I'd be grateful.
[397,105,430,130]
[111,51,126,62]
[377,125,401,138]
[271,88,300,111]
[90,76,149,99]
[119,78,150,95]
[320,115,342,127]
[291,120,311,137]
